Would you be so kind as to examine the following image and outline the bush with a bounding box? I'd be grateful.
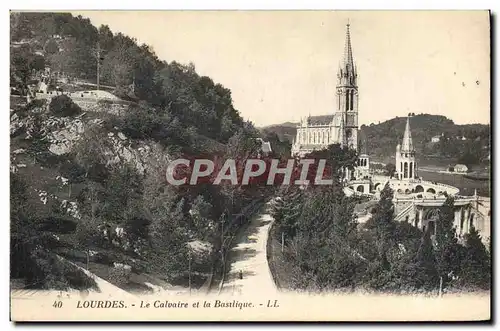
[49,95,82,117]
[97,99,114,106]
[26,99,47,112]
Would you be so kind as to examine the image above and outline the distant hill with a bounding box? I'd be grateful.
[259,122,297,143]
[261,114,490,166]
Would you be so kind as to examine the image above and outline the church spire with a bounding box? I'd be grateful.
[338,21,357,87]
[343,21,354,72]
[401,115,414,152]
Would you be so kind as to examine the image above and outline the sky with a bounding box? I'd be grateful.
[72,10,490,127]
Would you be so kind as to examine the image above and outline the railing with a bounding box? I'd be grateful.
[394,203,414,222]
[34,91,132,105]
[343,187,355,197]
[418,180,460,195]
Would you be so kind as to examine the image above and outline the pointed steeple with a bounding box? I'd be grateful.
[338,21,357,86]
[401,115,414,152]
[343,21,355,71]
[361,135,368,155]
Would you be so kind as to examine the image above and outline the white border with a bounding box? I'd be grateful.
[3,1,498,330]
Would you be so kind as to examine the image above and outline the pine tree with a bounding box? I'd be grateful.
[365,182,396,269]
[271,187,303,239]
[435,196,463,286]
[459,226,491,290]
[406,229,439,290]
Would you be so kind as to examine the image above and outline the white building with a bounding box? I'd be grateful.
[431,135,441,143]
[256,138,272,157]
[454,164,468,173]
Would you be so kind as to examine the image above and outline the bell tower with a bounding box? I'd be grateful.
[336,22,359,151]
[396,115,417,180]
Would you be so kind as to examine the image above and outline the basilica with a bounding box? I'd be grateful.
[291,23,359,157]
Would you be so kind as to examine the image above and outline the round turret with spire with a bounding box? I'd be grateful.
[395,114,417,180]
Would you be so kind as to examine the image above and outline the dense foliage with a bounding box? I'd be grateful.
[10,12,286,291]
[271,147,491,293]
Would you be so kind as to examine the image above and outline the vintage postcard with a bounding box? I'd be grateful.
[9,10,491,322]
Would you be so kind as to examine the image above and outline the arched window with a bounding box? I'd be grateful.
[409,162,413,178]
[404,162,408,178]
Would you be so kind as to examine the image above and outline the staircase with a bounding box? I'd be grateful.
[394,203,415,223]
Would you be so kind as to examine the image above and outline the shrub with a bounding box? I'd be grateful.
[97,99,114,106]
[49,95,82,117]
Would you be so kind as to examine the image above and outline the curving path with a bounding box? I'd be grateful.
[218,202,277,296]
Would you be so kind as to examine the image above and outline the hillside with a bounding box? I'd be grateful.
[261,114,490,167]
[10,12,269,293]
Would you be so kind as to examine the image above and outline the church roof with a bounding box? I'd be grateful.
[307,115,334,126]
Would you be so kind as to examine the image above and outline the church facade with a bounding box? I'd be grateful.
[291,23,359,157]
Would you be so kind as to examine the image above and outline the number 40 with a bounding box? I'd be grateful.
[53,301,63,308]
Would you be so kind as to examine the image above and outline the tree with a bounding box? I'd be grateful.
[435,196,463,286]
[26,114,50,164]
[365,183,396,269]
[406,230,439,291]
[49,95,82,117]
[73,124,111,179]
[384,163,396,177]
[30,54,46,72]
[10,46,33,93]
[190,195,215,240]
[306,143,358,183]
[146,196,190,277]
[458,226,490,290]
[271,187,304,239]
[44,38,60,55]
[74,217,101,269]
[288,184,361,290]
[58,159,86,198]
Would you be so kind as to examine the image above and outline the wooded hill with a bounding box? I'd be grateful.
[261,114,490,166]
[10,12,277,293]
